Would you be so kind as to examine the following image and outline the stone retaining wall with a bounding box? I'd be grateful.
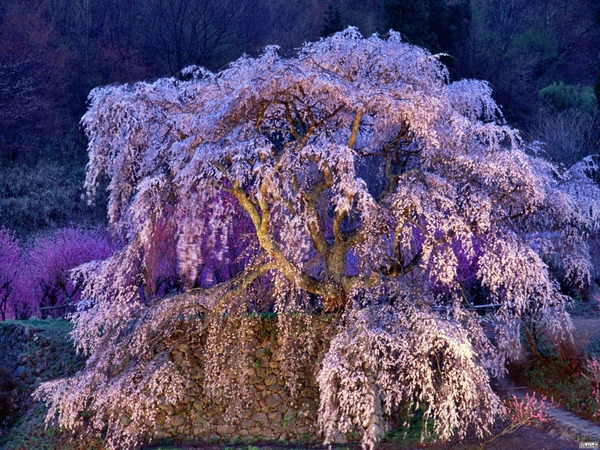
[148,315,339,445]
[0,319,82,430]
[0,317,341,446]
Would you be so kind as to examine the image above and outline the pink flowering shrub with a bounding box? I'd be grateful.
[583,357,600,418]
[482,393,549,447]
[18,228,116,318]
[0,227,22,320]
[503,393,549,428]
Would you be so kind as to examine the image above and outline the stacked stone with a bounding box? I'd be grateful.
[0,323,30,376]
[0,322,68,387]
[0,320,82,429]
[149,316,335,445]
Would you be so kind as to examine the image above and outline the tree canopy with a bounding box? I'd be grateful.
[381,0,470,54]
[37,29,600,449]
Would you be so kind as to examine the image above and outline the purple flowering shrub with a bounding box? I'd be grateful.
[22,228,116,318]
[0,227,22,320]
[191,195,256,288]
[130,193,256,302]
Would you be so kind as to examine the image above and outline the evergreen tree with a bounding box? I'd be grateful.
[595,59,600,109]
[321,1,343,37]
[381,0,470,54]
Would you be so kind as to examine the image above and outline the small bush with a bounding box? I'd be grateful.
[0,366,17,426]
[583,357,600,418]
[482,393,549,448]
[18,228,116,318]
[0,227,22,320]
[520,356,596,419]
[539,81,597,113]
[529,108,599,167]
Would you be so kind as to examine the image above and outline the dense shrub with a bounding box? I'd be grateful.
[0,159,107,236]
[539,82,597,114]
[20,228,116,318]
[0,227,21,320]
[0,366,17,427]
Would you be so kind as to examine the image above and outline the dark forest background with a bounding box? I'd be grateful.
[1,0,599,237]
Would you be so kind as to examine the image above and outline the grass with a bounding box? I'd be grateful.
[566,294,600,318]
[519,356,598,418]
[1,402,105,450]
[0,318,102,450]
[382,409,437,446]
[518,294,600,420]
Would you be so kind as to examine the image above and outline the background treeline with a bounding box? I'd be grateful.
[1,0,600,237]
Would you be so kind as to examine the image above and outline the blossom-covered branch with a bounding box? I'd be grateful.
[36,28,600,449]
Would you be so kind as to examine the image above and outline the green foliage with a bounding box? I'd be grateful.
[585,341,600,358]
[382,408,436,444]
[381,0,470,54]
[0,402,105,450]
[2,318,83,381]
[566,296,600,318]
[321,1,343,37]
[539,82,597,113]
[0,158,107,236]
[0,366,17,426]
[520,356,597,418]
[0,319,95,450]
[595,59,600,109]
[458,0,600,127]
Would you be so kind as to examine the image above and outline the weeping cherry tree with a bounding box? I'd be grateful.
[36,28,600,449]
